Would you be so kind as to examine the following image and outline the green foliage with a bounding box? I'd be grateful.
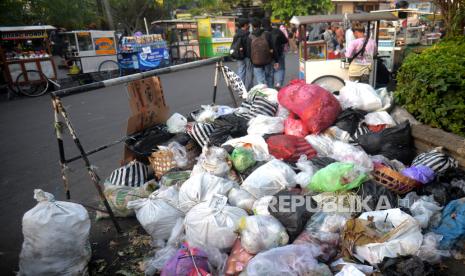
[266,0,334,21]
[110,0,164,33]
[395,37,465,136]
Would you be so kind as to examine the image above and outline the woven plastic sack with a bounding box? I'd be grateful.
[239,215,289,254]
[307,162,368,193]
[266,134,317,162]
[231,147,256,173]
[19,190,91,276]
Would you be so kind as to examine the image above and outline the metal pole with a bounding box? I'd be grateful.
[52,99,71,199]
[144,17,149,35]
[212,61,219,104]
[53,96,122,233]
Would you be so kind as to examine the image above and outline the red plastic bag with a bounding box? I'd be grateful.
[284,113,308,137]
[266,135,317,162]
[278,80,342,134]
[368,124,387,133]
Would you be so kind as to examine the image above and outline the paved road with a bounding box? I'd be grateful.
[0,54,299,273]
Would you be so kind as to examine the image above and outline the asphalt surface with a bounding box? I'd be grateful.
[0,54,299,274]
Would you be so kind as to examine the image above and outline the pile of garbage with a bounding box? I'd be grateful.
[19,80,465,275]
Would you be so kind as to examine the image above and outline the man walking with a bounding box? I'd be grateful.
[247,18,274,87]
[231,18,253,90]
[262,18,289,89]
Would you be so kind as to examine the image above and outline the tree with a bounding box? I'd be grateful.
[433,0,465,37]
[265,0,334,21]
[109,0,163,33]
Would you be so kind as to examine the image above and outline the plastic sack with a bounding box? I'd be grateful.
[245,84,279,103]
[231,147,256,173]
[311,157,338,170]
[210,114,249,146]
[323,126,351,143]
[161,242,211,276]
[411,148,459,174]
[192,105,218,123]
[245,244,331,276]
[338,81,382,112]
[354,208,423,265]
[401,166,435,184]
[241,159,297,199]
[295,155,316,186]
[278,79,342,134]
[402,192,442,229]
[433,198,465,249]
[197,146,231,177]
[358,121,415,165]
[329,141,373,172]
[178,172,235,213]
[364,111,396,127]
[284,113,308,137]
[223,135,271,161]
[125,124,174,157]
[227,187,256,213]
[305,134,335,156]
[308,162,367,193]
[275,104,290,119]
[252,196,274,215]
[166,113,188,133]
[357,180,398,212]
[185,197,247,250]
[225,238,255,275]
[415,232,450,263]
[239,215,289,254]
[417,167,465,206]
[127,187,184,241]
[335,108,367,135]
[247,115,284,135]
[266,134,317,162]
[19,189,91,276]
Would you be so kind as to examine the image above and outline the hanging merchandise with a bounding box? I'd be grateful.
[227,187,256,213]
[338,81,383,112]
[334,108,367,135]
[166,113,188,133]
[401,166,436,184]
[241,159,297,199]
[19,190,91,276]
[178,172,235,213]
[196,146,231,177]
[307,162,367,193]
[433,198,465,249]
[329,141,373,172]
[357,121,415,165]
[266,134,317,162]
[127,187,184,242]
[245,244,331,276]
[278,79,342,134]
[411,148,459,174]
[305,134,335,156]
[239,215,289,254]
[209,114,249,146]
[225,238,255,276]
[295,155,316,186]
[223,135,271,161]
[230,147,256,173]
[184,197,248,251]
[268,191,314,242]
[247,115,284,135]
[284,113,308,137]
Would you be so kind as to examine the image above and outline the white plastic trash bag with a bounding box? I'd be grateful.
[241,159,296,199]
[196,146,231,177]
[19,189,91,276]
[415,232,450,263]
[364,111,396,127]
[339,81,382,112]
[329,141,373,172]
[166,113,187,133]
[295,155,316,186]
[245,244,330,276]
[185,196,247,250]
[252,196,274,215]
[223,135,271,161]
[305,134,335,156]
[247,115,284,135]
[355,208,423,265]
[402,192,442,229]
[178,172,235,213]
[239,215,289,254]
[127,187,184,242]
[227,187,256,213]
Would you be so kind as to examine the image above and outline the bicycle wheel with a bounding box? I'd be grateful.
[16,70,49,97]
[98,60,121,80]
[311,75,345,94]
[183,50,199,63]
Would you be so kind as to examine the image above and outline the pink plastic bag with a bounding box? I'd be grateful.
[266,134,317,162]
[284,113,308,137]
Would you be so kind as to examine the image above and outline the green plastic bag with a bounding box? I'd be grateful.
[307,162,367,192]
[231,147,256,173]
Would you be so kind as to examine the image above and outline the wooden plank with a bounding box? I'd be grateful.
[412,124,465,155]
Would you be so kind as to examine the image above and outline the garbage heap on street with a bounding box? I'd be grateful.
[18,79,465,275]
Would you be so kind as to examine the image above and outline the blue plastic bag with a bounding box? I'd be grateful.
[401,165,435,184]
[433,198,465,249]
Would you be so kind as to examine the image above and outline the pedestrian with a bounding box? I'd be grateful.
[231,18,253,90]
[322,23,339,58]
[247,18,274,87]
[289,25,298,54]
[345,22,376,83]
[345,23,356,49]
[261,18,288,88]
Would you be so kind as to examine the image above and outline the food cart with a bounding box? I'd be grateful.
[0,25,57,88]
[151,19,200,64]
[118,34,169,73]
[290,12,397,91]
[61,30,118,75]
[196,16,236,58]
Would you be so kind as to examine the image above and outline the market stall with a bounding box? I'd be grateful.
[151,19,200,64]
[196,16,236,58]
[0,25,57,87]
[118,34,169,73]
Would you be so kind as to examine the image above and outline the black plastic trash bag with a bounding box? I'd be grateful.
[357,180,398,212]
[125,124,174,157]
[268,191,314,242]
[379,256,438,276]
[209,114,249,146]
[417,168,465,206]
[334,108,367,135]
[357,121,415,165]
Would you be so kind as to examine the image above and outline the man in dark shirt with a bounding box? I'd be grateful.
[262,18,288,88]
[231,18,253,90]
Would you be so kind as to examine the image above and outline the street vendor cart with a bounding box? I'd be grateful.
[290,12,397,91]
[0,25,57,91]
[151,19,200,64]
[196,16,236,58]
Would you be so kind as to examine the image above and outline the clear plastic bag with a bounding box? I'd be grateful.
[364,111,396,127]
[252,196,274,215]
[295,155,316,186]
[166,113,187,133]
[339,81,383,112]
[223,135,271,161]
[239,215,289,254]
[158,142,188,168]
[415,232,450,264]
[329,141,374,172]
[193,105,218,123]
[247,115,284,135]
[227,187,256,213]
[305,134,335,156]
[197,146,230,177]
